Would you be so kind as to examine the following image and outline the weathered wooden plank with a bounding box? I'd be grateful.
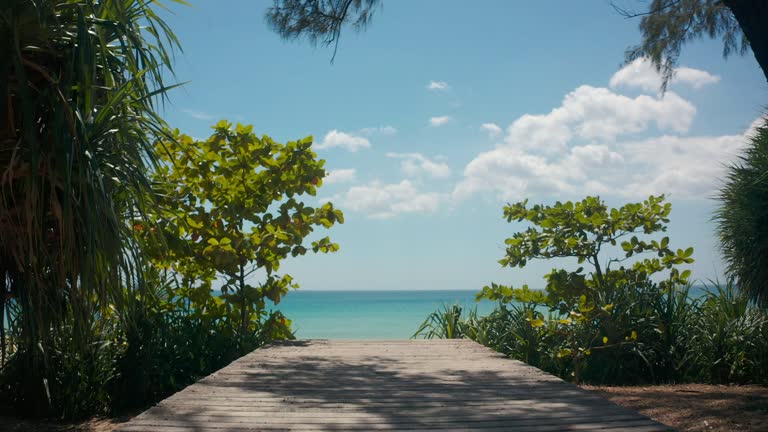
[118,426,664,432]
[122,420,665,432]
[154,398,613,409]
[116,340,669,431]
[167,393,597,403]
[172,388,588,398]
[147,405,612,416]
[131,412,647,426]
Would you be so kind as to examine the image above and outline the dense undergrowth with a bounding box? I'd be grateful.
[0,277,287,417]
[416,194,768,385]
[416,282,768,385]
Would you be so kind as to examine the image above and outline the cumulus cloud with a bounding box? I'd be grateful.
[430,116,452,127]
[427,81,449,90]
[481,123,502,137]
[502,85,695,156]
[324,169,357,185]
[316,130,371,152]
[386,153,451,178]
[620,131,748,198]
[610,58,721,92]
[360,125,398,136]
[453,147,577,202]
[334,180,443,219]
[454,121,758,202]
[454,67,758,203]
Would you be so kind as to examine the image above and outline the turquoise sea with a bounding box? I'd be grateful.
[273,290,496,339]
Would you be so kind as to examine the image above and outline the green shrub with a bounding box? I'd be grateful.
[418,281,768,386]
[690,281,768,384]
[416,195,768,386]
[413,304,471,339]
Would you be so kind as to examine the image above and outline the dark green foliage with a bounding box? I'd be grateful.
[1,300,119,418]
[715,117,768,307]
[0,0,183,416]
[693,282,768,383]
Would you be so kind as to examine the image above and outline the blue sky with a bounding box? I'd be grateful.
[160,0,767,291]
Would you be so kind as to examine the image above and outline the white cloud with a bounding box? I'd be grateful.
[620,131,747,198]
[316,130,371,152]
[453,66,758,203]
[386,153,451,178]
[430,116,452,127]
[481,123,502,137]
[427,81,449,90]
[324,169,357,185]
[453,147,576,202]
[360,125,398,136]
[454,119,759,202]
[610,58,721,92]
[335,180,443,219]
[183,109,216,121]
[502,85,695,155]
[675,67,722,88]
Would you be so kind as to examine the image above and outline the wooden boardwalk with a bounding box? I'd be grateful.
[117,339,669,431]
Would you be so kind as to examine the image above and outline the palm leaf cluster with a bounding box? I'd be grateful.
[716,117,768,307]
[0,0,181,413]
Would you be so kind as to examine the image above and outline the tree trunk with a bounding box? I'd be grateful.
[1,270,5,366]
[239,260,247,348]
[724,0,768,84]
[237,217,248,351]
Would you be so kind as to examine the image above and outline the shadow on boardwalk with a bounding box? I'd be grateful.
[118,339,669,431]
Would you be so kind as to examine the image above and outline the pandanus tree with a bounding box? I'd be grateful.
[0,0,182,413]
[716,118,768,307]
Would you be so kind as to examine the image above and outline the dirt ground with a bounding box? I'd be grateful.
[2,384,766,431]
[583,384,768,431]
[0,413,134,432]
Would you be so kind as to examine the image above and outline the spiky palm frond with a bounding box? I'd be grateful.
[715,117,768,307]
[0,0,183,413]
[413,304,468,339]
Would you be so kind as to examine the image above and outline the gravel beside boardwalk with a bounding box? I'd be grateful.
[117,339,669,431]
